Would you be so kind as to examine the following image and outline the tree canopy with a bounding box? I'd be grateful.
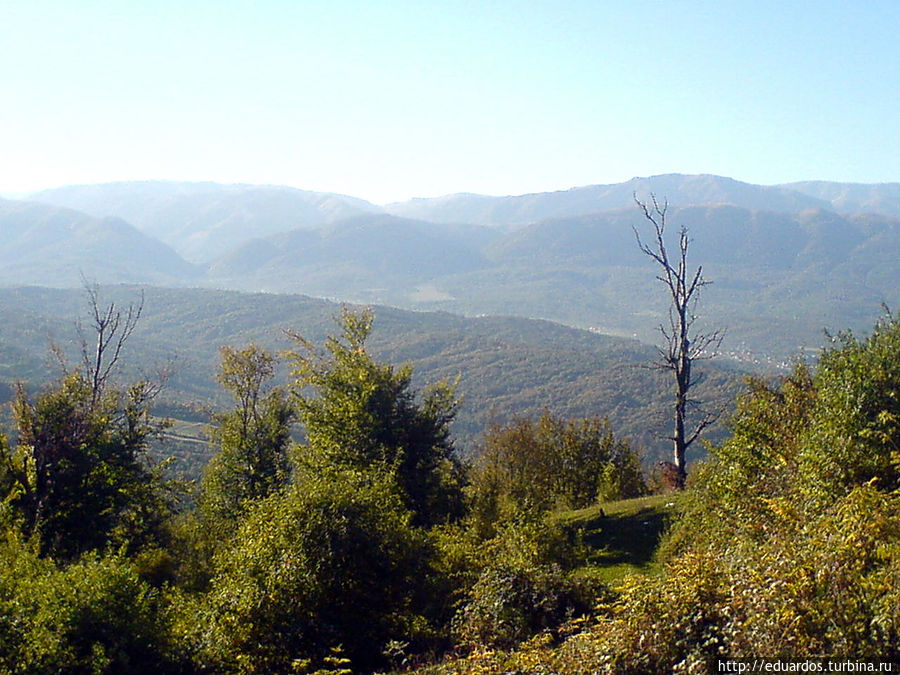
[286,307,465,526]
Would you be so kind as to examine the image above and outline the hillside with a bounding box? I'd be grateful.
[0,200,200,286]
[12,174,900,367]
[199,204,900,364]
[30,181,380,262]
[206,214,499,294]
[384,173,831,226]
[782,180,900,219]
[0,286,741,471]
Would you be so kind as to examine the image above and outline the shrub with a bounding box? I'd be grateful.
[445,518,606,651]
[468,413,645,534]
[189,468,434,673]
[0,539,174,674]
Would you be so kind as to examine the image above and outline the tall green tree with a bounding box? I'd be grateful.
[286,307,465,526]
[199,344,294,526]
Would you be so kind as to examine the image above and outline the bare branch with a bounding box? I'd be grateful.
[78,279,144,406]
[634,193,724,488]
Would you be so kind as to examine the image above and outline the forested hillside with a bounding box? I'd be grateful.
[0,200,200,286]
[1,289,899,672]
[19,175,900,365]
[0,285,740,472]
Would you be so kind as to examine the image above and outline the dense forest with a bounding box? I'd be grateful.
[0,285,742,469]
[1,282,900,672]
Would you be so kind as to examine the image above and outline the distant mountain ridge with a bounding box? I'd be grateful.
[30,181,380,262]
[781,181,900,219]
[385,174,834,226]
[206,214,497,294]
[0,200,200,286]
[13,173,900,365]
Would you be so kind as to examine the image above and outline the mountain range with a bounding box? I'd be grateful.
[8,173,900,366]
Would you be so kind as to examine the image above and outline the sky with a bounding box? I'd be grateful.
[2,0,898,204]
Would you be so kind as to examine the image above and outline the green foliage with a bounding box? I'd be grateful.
[0,374,167,559]
[199,344,294,526]
[468,412,645,533]
[287,307,465,526]
[187,468,433,673]
[539,485,900,673]
[562,313,900,670]
[659,364,817,558]
[448,518,606,651]
[416,312,900,672]
[799,315,900,499]
[0,537,174,674]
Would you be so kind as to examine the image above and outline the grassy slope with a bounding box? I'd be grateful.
[558,493,675,583]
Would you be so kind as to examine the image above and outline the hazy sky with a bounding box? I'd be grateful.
[2,1,898,203]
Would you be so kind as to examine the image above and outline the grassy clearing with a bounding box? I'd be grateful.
[556,493,677,583]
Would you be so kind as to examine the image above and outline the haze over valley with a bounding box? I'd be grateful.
[8,172,900,366]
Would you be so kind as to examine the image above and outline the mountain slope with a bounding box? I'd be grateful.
[0,285,741,467]
[385,174,831,226]
[194,203,900,363]
[0,200,200,286]
[780,181,900,219]
[206,214,498,298]
[30,181,381,263]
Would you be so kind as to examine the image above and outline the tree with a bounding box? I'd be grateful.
[199,344,294,526]
[77,280,143,408]
[0,539,176,673]
[285,307,465,526]
[634,194,723,488]
[192,470,432,673]
[0,287,169,559]
[469,413,645,528]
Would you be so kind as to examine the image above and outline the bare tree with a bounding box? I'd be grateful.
[78,279,144,406]
[634,194,723,489]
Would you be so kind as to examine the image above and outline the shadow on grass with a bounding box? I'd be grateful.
[582,505,670,567]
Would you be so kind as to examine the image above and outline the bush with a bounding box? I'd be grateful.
[440,518,606,651]
[188,468,435,673]
[468,413,645,534]
[0,539,174,674]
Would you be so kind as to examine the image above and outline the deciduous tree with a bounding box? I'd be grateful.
[285,307,465,526]
[199,344,294,526]
[0,288,166,559]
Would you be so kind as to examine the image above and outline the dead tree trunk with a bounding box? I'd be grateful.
[634,194,723,489]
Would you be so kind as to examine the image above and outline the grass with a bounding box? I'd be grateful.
[556,493,678,583]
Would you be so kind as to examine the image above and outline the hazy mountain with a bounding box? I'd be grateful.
[192,201,900,363]
[0,200,200,286]
[486,205,871,270]
[440,205,900,362]
[780,181,900,219]
[13,174,900,366]
[30,181,381,263]
[206,214,498,297]
[384,174,831,226]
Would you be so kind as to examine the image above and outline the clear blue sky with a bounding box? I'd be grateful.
[2,0,898,204]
